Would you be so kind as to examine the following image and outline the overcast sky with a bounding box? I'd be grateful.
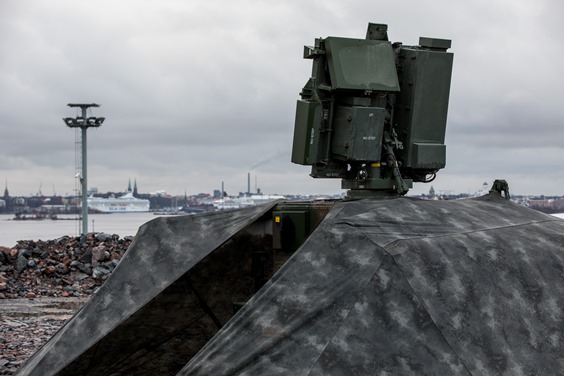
[1,0,563,197]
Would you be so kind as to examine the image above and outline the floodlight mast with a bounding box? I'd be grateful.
[63,103,105,235]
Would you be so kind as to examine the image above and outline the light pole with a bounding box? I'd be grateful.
[63,103,105,235]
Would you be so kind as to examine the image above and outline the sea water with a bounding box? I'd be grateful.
[0,213,167,248]
[1,211,563,249]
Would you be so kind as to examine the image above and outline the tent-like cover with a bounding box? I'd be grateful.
[16,203,279,376]
[182,195,564,375]
[17,194,564,375]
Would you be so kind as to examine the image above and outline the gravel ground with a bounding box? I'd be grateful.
[0,296,89,374]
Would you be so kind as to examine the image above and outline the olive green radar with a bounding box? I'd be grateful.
[292,23,453,197]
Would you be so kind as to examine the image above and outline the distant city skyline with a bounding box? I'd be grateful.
[2,178,560,199]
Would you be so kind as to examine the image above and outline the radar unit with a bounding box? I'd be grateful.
[291,23,453,197]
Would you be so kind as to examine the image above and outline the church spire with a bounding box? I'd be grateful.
[127,178,132,193]
[3,179,8,198]
[133,178,138,197]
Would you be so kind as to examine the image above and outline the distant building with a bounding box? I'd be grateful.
[3,180,9,199]
[528,198,564,213]
[133,178,138,197]
[2,181,10,211]
[194,193,211,199]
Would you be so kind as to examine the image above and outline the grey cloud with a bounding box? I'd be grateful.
[1,0,563,196]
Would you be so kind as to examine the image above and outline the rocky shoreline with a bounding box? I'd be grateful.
[0,233,132,375]
[0,233,133,299]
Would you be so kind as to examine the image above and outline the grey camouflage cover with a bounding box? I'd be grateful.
[181,194,564,375]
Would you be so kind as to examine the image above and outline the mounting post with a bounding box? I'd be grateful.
[63,103,105,235]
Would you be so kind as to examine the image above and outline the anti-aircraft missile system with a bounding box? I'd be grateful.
[16,23,564,376]
[292,23,453,197]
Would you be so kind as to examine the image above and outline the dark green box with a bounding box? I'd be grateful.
[273,210,310,252]
[292,100,319,165]
[324,37,400,92]
[394,45,453,169]
[331,106,385,161]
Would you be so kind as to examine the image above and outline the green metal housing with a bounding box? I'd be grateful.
[324,37,400,92]
[291,100,319,165]
[272,201,333,252]
[394,37,453,171]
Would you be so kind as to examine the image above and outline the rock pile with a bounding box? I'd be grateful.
[0,233,133,299]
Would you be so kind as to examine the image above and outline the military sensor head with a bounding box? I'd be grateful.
[291,23,453,197]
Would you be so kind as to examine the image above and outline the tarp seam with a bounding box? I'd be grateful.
[306,229,390,375]
[379,218,559,249]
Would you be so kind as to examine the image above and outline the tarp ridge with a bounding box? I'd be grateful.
[179,224,389,375]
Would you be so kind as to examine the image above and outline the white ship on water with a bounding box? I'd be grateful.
[87,192,150,213]
[212,194,285,210]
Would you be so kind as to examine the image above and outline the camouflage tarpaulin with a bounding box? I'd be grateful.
[16,202,278,376]
[181,194,564,375]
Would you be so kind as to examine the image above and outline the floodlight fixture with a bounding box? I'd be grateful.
[68,103,99,108]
